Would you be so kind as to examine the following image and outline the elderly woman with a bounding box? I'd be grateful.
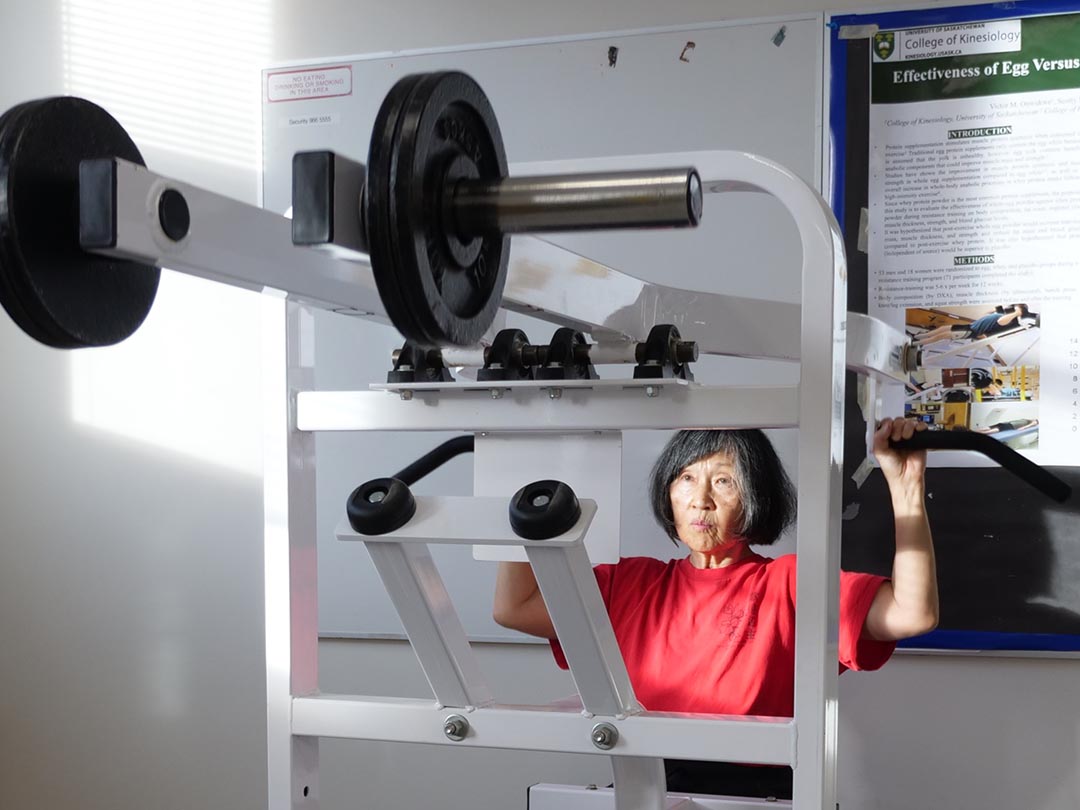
[493,417,937,800]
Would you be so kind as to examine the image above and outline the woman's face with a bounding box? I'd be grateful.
[668,450,745,556]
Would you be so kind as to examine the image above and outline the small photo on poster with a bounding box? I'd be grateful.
[903,303,1041,449]
[970,403,1040,450]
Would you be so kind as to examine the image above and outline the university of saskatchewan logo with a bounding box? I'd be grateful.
[874,31,896,60]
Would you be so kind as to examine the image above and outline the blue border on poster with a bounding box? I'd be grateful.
[829,1,1080,654]
[901,629,1080,651]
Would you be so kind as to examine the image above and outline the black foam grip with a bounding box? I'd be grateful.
[347,477,417,535]
[508,480,582,540]
[890,431,1071,503]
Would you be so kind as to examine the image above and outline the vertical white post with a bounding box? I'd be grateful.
[698,153,848,808]
[790,187,847,808]
[701,151,849,809]
[611,757,667,810]
[265,296,320,810]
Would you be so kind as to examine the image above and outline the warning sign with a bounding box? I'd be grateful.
[267,66,352,102]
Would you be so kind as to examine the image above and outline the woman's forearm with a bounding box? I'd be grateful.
[864,416,938,642]
[889,483,939,634]
[864,477,939,642]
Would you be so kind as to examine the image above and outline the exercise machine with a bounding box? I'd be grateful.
[0,71,1067,810]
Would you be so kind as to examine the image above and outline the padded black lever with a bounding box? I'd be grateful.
[889,431,1071,503]
[392,435,474,486]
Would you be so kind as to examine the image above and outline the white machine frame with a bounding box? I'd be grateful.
[94,149,914,809]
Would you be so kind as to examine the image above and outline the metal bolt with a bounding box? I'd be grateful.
[400,390,413,401]
[548,387,563,400]
[158,188,190,241]
[443,714,469,741]
[645,385,658,398]
[590,722,618,750]
[490,388,504,399]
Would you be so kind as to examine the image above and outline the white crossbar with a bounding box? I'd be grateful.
[291,695,796,765]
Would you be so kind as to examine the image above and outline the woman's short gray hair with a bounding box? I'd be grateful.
[649,429,796,546]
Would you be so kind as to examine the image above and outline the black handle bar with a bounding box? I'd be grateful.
[890,431,1070,503]
[392,435,475,486]
[380,432,1070,506]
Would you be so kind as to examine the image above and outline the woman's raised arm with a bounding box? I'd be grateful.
[862,417,940,642]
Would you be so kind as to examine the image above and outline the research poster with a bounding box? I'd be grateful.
[868,12,1080,466]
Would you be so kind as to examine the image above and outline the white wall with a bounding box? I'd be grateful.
[2,2,1078,810]
[0,3,269,809]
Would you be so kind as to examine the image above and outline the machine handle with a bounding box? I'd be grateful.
[392,435,475,486]
[890,431,1071,503]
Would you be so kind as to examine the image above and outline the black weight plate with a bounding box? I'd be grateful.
[0,97,159,348]
[366,73,426,346]
[367,71,508,347]
[394,72,509,345]
[368,72,473,346]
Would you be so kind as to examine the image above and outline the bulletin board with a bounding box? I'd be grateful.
[828,1,1080,652]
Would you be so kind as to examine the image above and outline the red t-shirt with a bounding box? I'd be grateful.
[551,553,894,717]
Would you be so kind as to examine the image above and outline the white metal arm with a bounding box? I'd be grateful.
[89,153,907,384]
